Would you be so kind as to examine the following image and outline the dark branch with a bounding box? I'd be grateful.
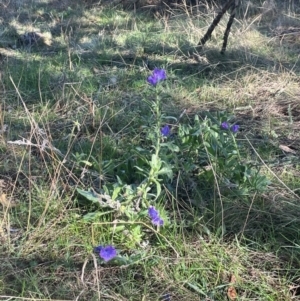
[198,0,235,48]
[221,0,240,54]
[197,0,242,54]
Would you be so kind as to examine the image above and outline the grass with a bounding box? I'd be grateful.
[1,0,300,300]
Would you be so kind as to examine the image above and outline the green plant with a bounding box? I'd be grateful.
[77,68,270,255]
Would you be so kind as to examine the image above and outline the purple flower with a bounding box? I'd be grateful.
[95,245,117,262]
[152,216,164,226]
[148,206,159,219]
[147,68,167,86]
[231,124,239,133]
[94,245,103,253]
[148,206,164,226]
[161,125,171,137]
[221,122,229,130]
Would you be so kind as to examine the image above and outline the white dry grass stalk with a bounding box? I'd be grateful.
[7,138,64,156]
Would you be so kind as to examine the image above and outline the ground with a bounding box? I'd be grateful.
[0,0,300,300]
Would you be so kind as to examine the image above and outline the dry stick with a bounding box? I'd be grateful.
[240,192,257,240]
[198,0,235,50]
[221,0,240,54]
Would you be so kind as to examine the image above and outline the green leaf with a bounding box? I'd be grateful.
[80,160,92,166]
[152,178,161,200]
[77,188,101,203]
[161,142,180,152]
[83,211,114,222]
[116,176,123,185]
[112,185,122,201]
[76,188,120,209]
[157,165,173,179]
[185,282,208,297]
[150,154,162,171]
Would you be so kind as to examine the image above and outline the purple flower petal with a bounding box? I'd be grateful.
[152,216,164,226]
[99,245,117,262]
[153,68,167,81]
[231,124,239,133]
[148,206,164,226]
[221,122,229,130]
[161,125,171,137]
[148,206,159,219]
[147,68,167,86]
[147,75,157,86]
[94,245,103,253]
